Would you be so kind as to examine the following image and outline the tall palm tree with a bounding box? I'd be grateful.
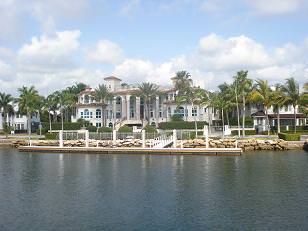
[233,70,252,137]
[0,92,14,126]
[299,82,308,117]
[137,82,160,125]
[281,78,300,133]
[272,84,287,133]
[44,94,58,131]
[218,83,236,127]
[178,87,207,137]
[18,86,40,141]
[93,84,112,127]
[173,71,193,95]
[249,79,273,135]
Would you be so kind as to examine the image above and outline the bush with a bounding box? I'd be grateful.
[231,130,256,136]
[41,122,83,130]
[98,127,112,133]
[143,125,158,133]
[158,121,208,130]
[45,133,58,140]
[278,133,300,141]
[118,125,133,133]
[86,125,97,132]
[171,114,184,122]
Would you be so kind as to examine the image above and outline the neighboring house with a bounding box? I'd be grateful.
[251,105,307,132]
[0,103,40,132]
[72,76,217,129]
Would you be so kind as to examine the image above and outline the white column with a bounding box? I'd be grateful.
[142,129,146,148]
[126,95,130,120]
[155,96,159,123]
[173,129,177,148]
[136,97,140,120]
[204,125,209,148]
[59,130,63,148]
[85,130,89,148]
[121,97,126,119]
[112,97,116,122]
[113,129,117,145]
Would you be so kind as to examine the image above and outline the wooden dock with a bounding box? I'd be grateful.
[18,146,242,156]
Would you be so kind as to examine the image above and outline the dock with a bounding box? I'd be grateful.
[18,146,242,156]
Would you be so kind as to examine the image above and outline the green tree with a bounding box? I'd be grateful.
[0,92,14,128]
[281,78,301,132]
[272,84,287,133]
[137,82,160,124]
[173,71,193,95]
[18,86,40,141]
[93,84,112,127]
[249,79,273,135]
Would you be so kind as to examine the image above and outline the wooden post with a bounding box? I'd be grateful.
[85,130,89,148]
[173,129,177,148]
[142,130,146,148]
[113,129,117,145]
[59,130,63,148]
[204,125,209,148]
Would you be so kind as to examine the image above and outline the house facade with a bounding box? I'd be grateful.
[71,76,217,129]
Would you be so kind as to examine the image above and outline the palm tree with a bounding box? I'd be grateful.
[272,84,287,133]
[173,71,193,95]
[299,82,308,117]
[281,78,300,133]
[233,70,252,137]
[218,83,236,127]
[249,79,273,135]
[209,91,227,137]
[18,86,40,141]
[44,94,58,132]
[93,84,112,127]
[177,87,207,137]
[137,82,160,125]
[0,92,14,126]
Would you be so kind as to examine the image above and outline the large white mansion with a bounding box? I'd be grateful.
[71,76,217,129]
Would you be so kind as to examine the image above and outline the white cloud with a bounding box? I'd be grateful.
[18,30,81,72]
[119,0,140,15]
[0,59,14,81]
[87,40,124,65]
[246,0,301,15]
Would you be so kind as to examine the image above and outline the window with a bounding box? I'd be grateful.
[116,97,121,104]
[192,107,197,117]
[84,109,90,118]
[84,95,90,104]
[96,123,102,128]
[108,122,113,128]
[96,109,101,118]
[80,111,84,118]
[159,107,162,117]
[204,108,207,113]
[174,106,185,118]
[168,107,171,117]
[90,112,93,118]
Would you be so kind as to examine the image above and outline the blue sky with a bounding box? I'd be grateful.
[0,0,307,95]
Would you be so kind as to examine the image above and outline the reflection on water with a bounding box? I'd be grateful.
[0,148,308,231]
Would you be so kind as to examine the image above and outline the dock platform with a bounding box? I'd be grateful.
[18,146,242,156]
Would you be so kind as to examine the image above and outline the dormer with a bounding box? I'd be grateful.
[104,76,122,92]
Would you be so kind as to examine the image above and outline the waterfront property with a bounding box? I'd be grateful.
[71,76,218,129]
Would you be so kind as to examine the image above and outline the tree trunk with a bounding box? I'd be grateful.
[27,107,31,144]
[49,110,52,131]
[222,108,225,138]
[242,95,246,137]
[294,105,297,133]
[277,109,280,133]
[192,103,198,137]
[61,108,64,131]
[265,106,270,136]
[235,91,241,137]
[226,110,230,126]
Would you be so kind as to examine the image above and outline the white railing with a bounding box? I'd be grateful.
[151,134,173,148]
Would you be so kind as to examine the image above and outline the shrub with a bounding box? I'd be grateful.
[118,125,133,133]
[278,133,300,141]
[86,125,97,132]
[171,114,184,122]
[98,127,112,133]
[45,133,58,140]
[143,125,158,133]
[41,122,83,130]
[158,121,208,130]
[231,130,256,136]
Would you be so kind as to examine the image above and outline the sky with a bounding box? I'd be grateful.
[0,0,307,96]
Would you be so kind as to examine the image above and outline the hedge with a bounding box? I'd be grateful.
[229,117,253,126]
[158,121,208,130]
[143,125,158,133]
[231,130,256,136]
[98,127,112,133]
[118,125,133,133]
[45,133,58,140]
[86,125,97,132]
[278,133,300,141]
[42,122,83,130]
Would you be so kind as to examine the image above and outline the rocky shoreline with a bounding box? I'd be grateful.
[6,138,306,151]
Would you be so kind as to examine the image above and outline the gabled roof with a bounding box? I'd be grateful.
[104,76,122,81]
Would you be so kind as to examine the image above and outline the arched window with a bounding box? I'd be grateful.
[84,95,90,104]
[192,107,198,117]
[116,97,121,104]
[108,122,113,128]
[96,109,102,118]
[84,109,90,118]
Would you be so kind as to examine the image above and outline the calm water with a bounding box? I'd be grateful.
[0,148,308,231]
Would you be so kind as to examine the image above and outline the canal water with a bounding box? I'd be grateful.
[0,148,308,230]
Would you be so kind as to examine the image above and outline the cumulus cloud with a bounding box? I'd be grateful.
[87,40,124,65]
[246,0,301,15]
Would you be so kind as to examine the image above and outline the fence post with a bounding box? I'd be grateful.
[173,129,177,148]
[113,129,117,145]
[204,125,209,148]
[85,130,89,148]
[142,130,146,148]
[59,130,63,148]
